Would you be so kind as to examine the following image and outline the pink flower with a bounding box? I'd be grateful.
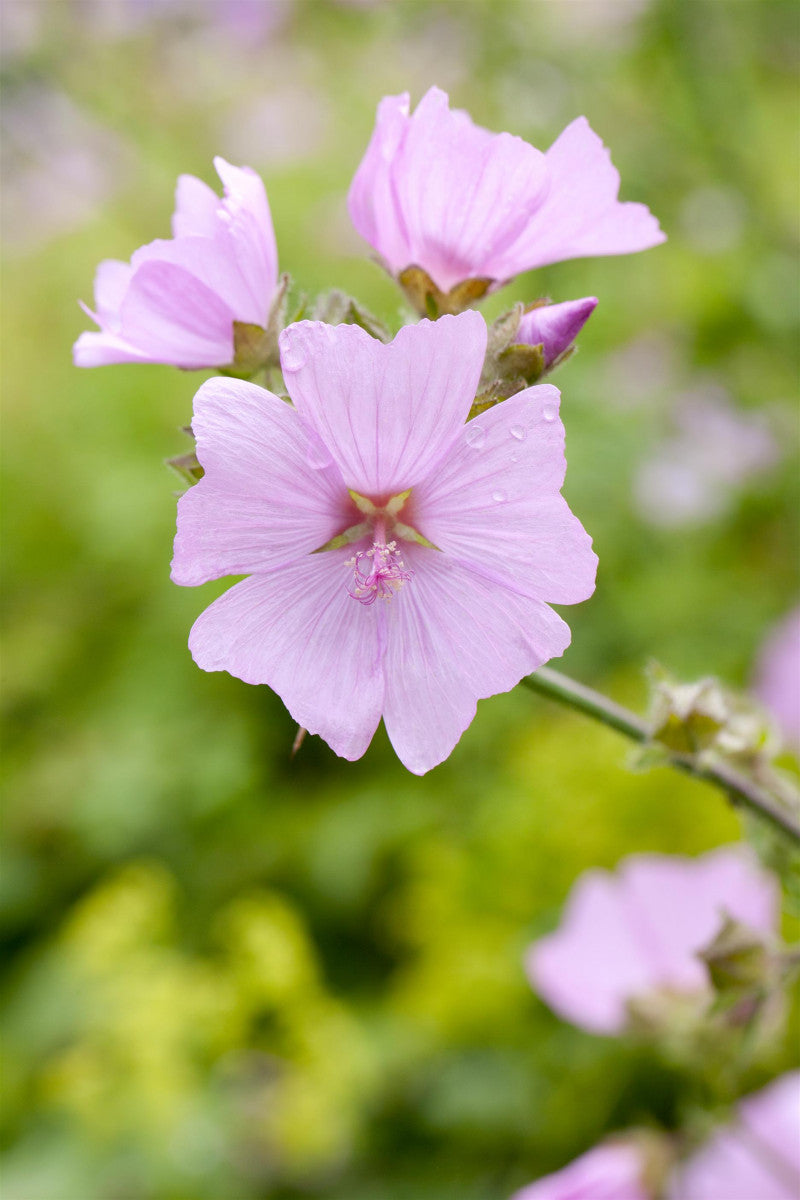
[348,87,665,295]
[526,847,777,1035]
[74,157,278,369]
[668,1072,800,1200]
[171,312,597,774]
[511,1141,650,1200]
[517,298,598,368]
[754,607,800,750]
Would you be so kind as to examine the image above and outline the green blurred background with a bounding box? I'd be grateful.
[2,1,799,1196]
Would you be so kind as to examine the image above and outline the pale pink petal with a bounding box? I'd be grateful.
[188,555,384,761]
[517,297,598,366]
[73,329,159,368]
[412,385,597,604]
[118,260,235,368]
[131,235,265,327]
[347,92,415,275]
[172,377,353,587]
[389,87,550,291]
[506,117,666,271]
[93,258,133,324]
[668,1074,800,1200]
[213,156,278,326]
[279,312,487,495]
[172,172,221,238]
[622,848,778,991]
[527,847,778,1035]
[527,870,653,1034]
[380,546,571,774]
[513,1142,649,1200]
[754,607,800,749]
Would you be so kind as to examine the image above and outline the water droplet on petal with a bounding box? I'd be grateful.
[464,423,486,450]
[542,402,558,423]
[282,341,306,372]
[510,425,525,441]
[492,490,507,504]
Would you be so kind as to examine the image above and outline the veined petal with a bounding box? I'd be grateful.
[381,546,571,774]
[504,117,665,272]
[118,259,235,368]
[412,385,597,604]
[73,329,160,368]
[172,172,221,238]
[280,313,488,497]
[347,92,414,275]
[131,235,266,328]
[93,258,133,324]
[188,554,385,762]
[214,157,279,326]
[172,377,352,586]
[391,87,550,292]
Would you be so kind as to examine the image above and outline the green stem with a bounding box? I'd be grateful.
[522,667,800,846]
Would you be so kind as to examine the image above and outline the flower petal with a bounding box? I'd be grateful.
[621,847,778,989]
[131,235,265,328]
[93,259,133,324]
[390,87,549,291]
[188,553,385,761]
[172,376,352,586]
[118,259,235,368]
[280,312,487,496]
[347,92,415,276]
[505,117,666,271]
[517,297,598,366]
[412,385,597,604]
[381,546,571,774]
[73,329,158,368]
[213,157,279,326]
[527,868,652,1034]
[172,172,221,238]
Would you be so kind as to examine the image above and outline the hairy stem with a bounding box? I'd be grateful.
[522,667,800,845]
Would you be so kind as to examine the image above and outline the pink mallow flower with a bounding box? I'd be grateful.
[526,846,777,1035]
[74,157,278,369]
[171,311,597,774]
[348,87,665,295]
[517,298,598,369]
[754,607,800,750]
[668,1072,800,1200]
[511,1141,651,1200]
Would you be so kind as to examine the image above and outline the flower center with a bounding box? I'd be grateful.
[346,540,413,606]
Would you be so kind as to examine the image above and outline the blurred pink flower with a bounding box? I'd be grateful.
[633,384,779,528]
[348,87,664,294]
[74,157,278,369]
[171,312,597,774]
[668,1072,800,1200]
[512,1141,650,1200]
[526,847,777,1034]
[517,298,598,368]
[754,608,800,750]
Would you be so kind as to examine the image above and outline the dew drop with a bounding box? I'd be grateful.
[510,425,526,441]
[282,342,306,372]
[542,402,558,423]
[464,423,486,450]
[492,489,507,504]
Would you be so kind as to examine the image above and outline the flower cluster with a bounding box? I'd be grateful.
[75,85,666,770]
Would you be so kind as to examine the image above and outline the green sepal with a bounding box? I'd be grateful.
[166,450,204,489]
[398,264,494,318]
[313,290,390,341]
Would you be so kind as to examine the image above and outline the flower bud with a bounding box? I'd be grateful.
[516,297,598,369]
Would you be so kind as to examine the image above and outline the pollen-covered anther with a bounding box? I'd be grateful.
[347,540,413,605]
